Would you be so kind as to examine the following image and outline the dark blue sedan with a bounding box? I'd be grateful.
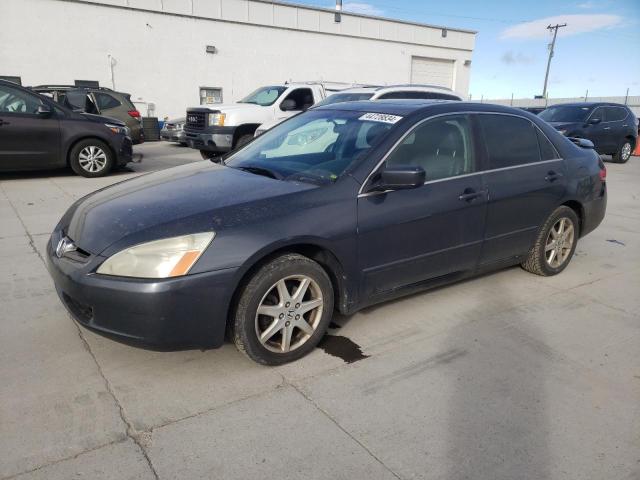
[46,100,607,365]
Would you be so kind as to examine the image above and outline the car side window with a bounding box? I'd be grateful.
[477,114,541,169]
[385,114,475,181]
[94,92,121,110]
[536,128,560,160]
[605,106,627,122]
[589,107,604,123]
[0,84,43,114]
[280,88,314,112]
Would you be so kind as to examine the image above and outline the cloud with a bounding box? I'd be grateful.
[342,2,384,16]
[501,51,535,65]
[501,14,622,39]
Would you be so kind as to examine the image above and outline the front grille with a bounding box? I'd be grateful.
[186,112,206,130]
[62,292,93,323]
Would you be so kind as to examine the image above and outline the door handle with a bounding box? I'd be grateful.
[0,119,10,126]
[458,189,486,202]
[545,171,563,182]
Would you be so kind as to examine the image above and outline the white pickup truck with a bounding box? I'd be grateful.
[184,83,328,158]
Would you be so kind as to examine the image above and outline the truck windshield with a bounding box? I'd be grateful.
[225,110,395,185]
[239,86,288,106]
[539,106,592,123]
[315,92,374,107]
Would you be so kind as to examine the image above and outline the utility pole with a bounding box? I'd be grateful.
[542,23,566,99]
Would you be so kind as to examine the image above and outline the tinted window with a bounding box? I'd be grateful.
[478,114,541,169]
[0,84,42,114]
[94,92,121,110]
[280,88,314,111]
[386,114,475,181]
[377,91,459,100]
[589,107,604,123]
[539,106,591,123]
[605,106,627,122]
[536,128,559,160]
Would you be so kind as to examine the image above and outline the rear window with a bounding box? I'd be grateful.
[314,92,374,107]
[477,114,541,169]
[539,106,591,123]
[94,92,121,110]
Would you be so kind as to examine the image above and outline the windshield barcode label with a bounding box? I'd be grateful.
[359,113,403,124]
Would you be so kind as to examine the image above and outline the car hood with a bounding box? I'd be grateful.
[61,162,315,255]
[189,103,264,114]
[80,112,126,126]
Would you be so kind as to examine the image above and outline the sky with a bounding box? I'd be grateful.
[290,0,640,99]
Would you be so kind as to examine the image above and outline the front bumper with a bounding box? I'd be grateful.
[160,129,186,143]
[115,136,133,165]
[45,233,237,350]
[184,127,235,152]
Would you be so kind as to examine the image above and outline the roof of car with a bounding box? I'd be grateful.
[546,102,628,108]
[331,84,457,95]
[315,99,528,116]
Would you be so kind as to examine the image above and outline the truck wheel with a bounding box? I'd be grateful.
[231,253,334,365]
[612,139,633,164]
[235,134,253,149]
[69,140,114,178]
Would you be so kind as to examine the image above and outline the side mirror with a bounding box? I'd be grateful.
[374,165,426,192]
[589,117,601,125]
[37,104,52,117]
[280,99,297,112]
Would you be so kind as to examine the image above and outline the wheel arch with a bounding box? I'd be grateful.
[561,199,584,235]
[232,124,261,146]
[227,242,351,329]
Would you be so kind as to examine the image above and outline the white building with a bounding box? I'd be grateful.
[0,0,476,119]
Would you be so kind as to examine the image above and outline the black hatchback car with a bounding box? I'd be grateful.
[539,102,638,163]
[47,101,607,364]
[0,80,132,177]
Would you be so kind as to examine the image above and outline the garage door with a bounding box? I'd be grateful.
[411,56,455,88]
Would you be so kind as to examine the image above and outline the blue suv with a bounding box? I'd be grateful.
[540,102,637,163]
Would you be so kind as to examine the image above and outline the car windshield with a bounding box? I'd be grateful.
[238,86,288,106]
[539,106,592,123]
[225,109,395,185]
[314,92,374,107]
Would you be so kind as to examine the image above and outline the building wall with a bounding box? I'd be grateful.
[0,0,475,119]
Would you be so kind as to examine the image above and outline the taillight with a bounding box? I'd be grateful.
[598,158,607,181]
[128,110,140,118]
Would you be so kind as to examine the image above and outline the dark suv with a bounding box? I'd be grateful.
[539,102,637,163]
[32,85,144,144]
[0,79,132,177]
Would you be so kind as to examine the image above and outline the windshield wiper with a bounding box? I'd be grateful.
[235,166,282,180]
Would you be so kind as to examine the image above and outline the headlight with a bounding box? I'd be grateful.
[97,232,215,278]
[105,123,129,136]
[208,113,226,126]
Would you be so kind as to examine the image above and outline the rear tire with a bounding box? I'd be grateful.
[69,139,114,178]
[521,206,579,276]
[231,254,334,365]
[612,139,633,163]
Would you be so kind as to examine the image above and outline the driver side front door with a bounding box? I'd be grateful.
[357,114,487,298]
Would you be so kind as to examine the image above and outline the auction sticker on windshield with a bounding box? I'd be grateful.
[359,113,403,124]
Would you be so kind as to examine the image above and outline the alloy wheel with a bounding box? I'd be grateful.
[621,142,632,161]
[545,217,575,268]
[78,146,107,173]
[254,275,324,353]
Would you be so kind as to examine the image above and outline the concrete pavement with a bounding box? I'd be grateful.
[1,143,638,479]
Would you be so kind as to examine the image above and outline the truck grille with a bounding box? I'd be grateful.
[186,112,206,130]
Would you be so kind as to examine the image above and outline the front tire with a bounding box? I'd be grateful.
[521,206,579,276]
[231,254,334,365]
[612,139,633,163]
[69,140,114,177]
[234,134,253,150]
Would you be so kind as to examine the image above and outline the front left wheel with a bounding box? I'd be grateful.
[231,254,334,365]
[69,140,114,177]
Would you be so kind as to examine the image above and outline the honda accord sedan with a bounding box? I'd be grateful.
[46,100,607,365]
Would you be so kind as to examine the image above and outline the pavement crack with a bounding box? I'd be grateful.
[285,377,403,480]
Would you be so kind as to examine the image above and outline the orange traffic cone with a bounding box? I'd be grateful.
[634,138,640,156]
